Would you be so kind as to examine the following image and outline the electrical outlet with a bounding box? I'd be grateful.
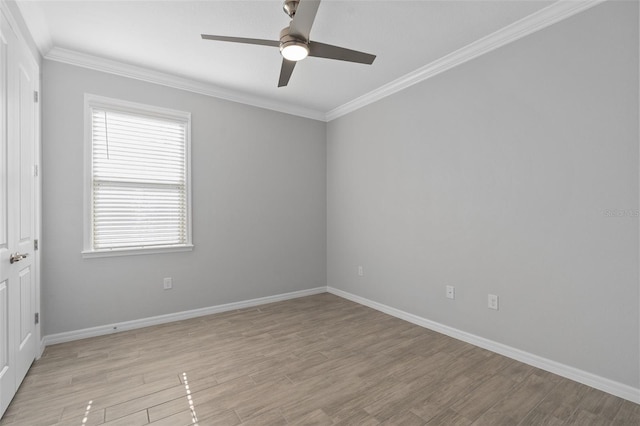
[446,285,455,299]
[163,277,173,290]
[488,294,499,310]
[358,266,364,276]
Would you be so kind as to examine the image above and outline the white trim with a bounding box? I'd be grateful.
[46,47,326,122]
[81,244,194,259]
[39,1,604,123]
[38,338,45,359]
[12,0,51,58]
[42,287,326,346]
[84,93,192,122]
[41,285,640,403]
[33,52,42,362]
[325,0,606,121]
[327,287,640,404]
[638,0,640,407]
[0,0,40,66]
[3,0,43,366]
[82,94,193,257]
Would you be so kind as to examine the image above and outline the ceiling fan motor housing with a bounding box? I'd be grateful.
[279,26,309,61]
[279,26,307,45]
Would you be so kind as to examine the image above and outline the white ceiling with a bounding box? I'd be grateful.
[18,0,559,116]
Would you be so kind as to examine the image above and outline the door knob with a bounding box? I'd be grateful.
[9,253,28,264]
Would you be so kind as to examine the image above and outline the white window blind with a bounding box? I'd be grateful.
[86,96,191,255]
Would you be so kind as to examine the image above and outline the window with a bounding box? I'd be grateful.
[83,94,192,257]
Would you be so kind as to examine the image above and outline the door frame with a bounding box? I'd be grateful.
[0,0,42,358]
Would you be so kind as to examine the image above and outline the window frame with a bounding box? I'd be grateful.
[82,94,193,258]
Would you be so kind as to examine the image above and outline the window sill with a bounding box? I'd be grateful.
[82,244,194,259]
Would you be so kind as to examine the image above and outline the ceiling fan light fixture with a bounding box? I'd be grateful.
[202,1,376,87]
[279,26,308,61]
[281,42,309,61]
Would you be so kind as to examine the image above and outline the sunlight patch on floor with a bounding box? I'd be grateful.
[81,400,93,425]
[182,372,198,425]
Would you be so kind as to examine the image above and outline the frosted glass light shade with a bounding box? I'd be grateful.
[281,43,309,61]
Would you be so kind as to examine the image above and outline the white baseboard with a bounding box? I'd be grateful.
[38,338,46,359]
[41,285,639,404]
[43,287,326,346]
[327,286,640,404]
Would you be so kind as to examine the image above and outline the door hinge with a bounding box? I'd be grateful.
[34,239,38,251]
[33,164,38,177]
[35,313,39,325]
[34,91,38,103]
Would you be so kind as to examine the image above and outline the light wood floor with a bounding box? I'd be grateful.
[1,293,638,425]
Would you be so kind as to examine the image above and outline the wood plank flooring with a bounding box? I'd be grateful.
[1,293,638,425]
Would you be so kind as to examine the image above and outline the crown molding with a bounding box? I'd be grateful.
[325,0,607,122]
[41,1,605,123]
[1,0,42,64]
[13,0,53,55]
[45,47,327,122]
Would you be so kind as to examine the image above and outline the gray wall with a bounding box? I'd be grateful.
[42,61,326,335]
[327,1,639,388]
[42,0,638,390]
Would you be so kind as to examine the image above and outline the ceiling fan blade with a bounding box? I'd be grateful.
[278,59,297,87]
[201,34,280,47]
[308,41,376,65]
[289,0,321,41]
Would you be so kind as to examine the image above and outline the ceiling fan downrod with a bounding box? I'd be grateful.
[282,0,299,18]
[280,0,308,62]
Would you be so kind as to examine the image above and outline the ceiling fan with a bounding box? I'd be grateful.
[201,0,376,87]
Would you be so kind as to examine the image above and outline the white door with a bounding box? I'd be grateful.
[0,9,38,417]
